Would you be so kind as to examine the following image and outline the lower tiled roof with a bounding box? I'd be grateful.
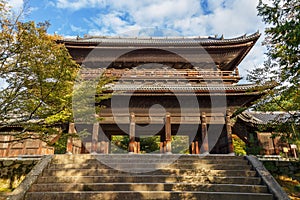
[106,84,257,92]
[238,111,300,125]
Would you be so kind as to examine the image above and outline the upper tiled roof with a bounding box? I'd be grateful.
[61,32,260,72]
[61,32,260,47]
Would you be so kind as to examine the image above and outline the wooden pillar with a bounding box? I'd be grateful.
[4,135,11,157]
[92,123,99,153]
[160,134,166,153]
[99,131,109,154]
[21,140,26,155]
[189,136,195,154]
[67,123,76,154]
[136,137,140,154]
[194,136,200,154]
[37,140,43,155]
[129,112,136,153]
[165,113,172,154]
[189,135,200,154]
[201,112,209,154]
[226,110,234,154]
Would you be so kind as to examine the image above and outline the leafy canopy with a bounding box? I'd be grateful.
[247,0,299,142]
[0,0,79,142]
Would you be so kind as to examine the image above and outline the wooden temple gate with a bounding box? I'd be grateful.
[61,32,262,155]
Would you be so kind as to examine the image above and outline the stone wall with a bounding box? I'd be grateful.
[262,160,300,181]
[0,158,39,192]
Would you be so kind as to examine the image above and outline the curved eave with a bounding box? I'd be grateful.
[60,32,260,71]
[59,32,260,47]
[103,84,266,95]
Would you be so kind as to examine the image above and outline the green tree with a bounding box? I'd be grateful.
[0,0,79,143]
[232,134,247,156]
[247,0,300,142]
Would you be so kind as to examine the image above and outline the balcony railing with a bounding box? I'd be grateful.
[81,69,240,80]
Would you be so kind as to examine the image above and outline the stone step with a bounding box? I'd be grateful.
[44,164,251,173]
[25,191,273,200]
[50,159,249,166]
[43,168,257,176]
[29,183,269,193]
[37,175,262,185]
[43,168,256,177]
[51,155,246,164]
[52,154,244,159]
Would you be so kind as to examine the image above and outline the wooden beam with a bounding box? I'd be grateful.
[165,113,172,154]
[92,123,99,153]
[226,110,234,154]
[201,112,209,154]
[129,112,136,153]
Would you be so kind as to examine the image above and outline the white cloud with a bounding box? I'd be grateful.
[54,0,266,82]
[70,24,86,33]
[56,0,106,10]
[7,0,24,12]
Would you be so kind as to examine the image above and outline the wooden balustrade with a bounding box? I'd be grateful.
[105,69,238,78]
[81,69,240,80]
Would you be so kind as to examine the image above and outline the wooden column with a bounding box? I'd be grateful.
[189,135,200,154]
[194,136,200,154]
[67,123,76,154]
[92,123,99,153]
[160,134,166,153]
[4,135,11,157]
[226,110,234,154]
[37,140,43,155]
[99,131,109,154]
[129,112,136,153]
[136,137,140,154]
[21,140,26,155]
[201,112,209,154]
[165,113,172,154]
[189,136,195,154]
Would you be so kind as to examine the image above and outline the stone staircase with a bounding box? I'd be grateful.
[25,154,274,200]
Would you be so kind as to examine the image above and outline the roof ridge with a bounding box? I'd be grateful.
[61,32,260,43]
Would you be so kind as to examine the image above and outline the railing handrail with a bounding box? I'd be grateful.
[83,69,239,78]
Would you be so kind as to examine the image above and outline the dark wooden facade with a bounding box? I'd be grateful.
[62,32,263,154]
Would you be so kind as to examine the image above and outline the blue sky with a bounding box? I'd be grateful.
[8,0,268,82]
